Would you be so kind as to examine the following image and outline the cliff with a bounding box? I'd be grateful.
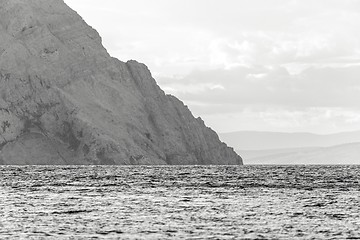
[0,0,242,165]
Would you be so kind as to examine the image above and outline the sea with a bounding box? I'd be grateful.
[0,165,359,239]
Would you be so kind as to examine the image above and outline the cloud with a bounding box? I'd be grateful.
[207,33,360,71]
[158,65,360,133]
[199,107,360,134]
[65,0,360,77]
[64,0,360,133]
[160,65,360,109]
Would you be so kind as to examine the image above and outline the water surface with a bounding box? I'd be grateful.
[1,165,359,239]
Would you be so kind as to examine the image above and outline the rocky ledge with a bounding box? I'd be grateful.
[0,0,242,165]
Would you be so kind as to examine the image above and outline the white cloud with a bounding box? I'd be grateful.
[247,73,268,79]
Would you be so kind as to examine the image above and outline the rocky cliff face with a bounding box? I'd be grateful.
[0,0,242,165]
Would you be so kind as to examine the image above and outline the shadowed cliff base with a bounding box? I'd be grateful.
[0,0,242,165]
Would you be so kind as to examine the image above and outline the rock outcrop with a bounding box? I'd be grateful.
[0,0,242,165]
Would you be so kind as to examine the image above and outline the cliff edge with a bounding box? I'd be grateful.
[0,0,242,165]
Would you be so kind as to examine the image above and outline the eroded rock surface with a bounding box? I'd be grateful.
[0,0,242,165]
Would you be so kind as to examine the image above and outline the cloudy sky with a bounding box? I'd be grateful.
[65,0,360,134]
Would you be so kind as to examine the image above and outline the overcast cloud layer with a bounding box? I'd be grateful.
[65,0,360,134]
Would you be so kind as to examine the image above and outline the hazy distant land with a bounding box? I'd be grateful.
[220,131,360,164]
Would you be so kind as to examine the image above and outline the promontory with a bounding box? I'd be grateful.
[0,0,242,165]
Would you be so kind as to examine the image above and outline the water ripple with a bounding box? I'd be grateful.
[0,165,359,239]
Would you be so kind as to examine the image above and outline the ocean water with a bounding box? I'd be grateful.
[0,165,359,239]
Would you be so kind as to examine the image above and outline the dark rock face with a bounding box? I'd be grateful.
[0,0,243,165]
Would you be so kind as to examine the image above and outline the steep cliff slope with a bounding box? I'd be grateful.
[0,0,242,165]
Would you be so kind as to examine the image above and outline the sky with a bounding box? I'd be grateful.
[64,0,360,134]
